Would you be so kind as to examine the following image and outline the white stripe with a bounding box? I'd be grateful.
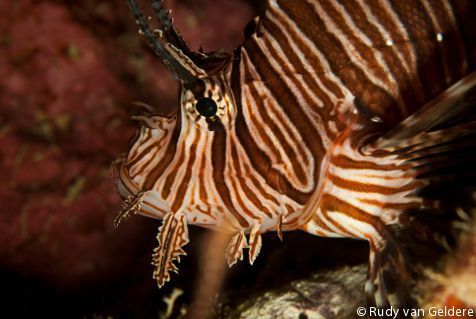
[329,165,411,187]
[248,37,333,151]
[421,0,451,85]
[328,211,381,240]
[311,0,404,113]
[266,11,343,107]
[441,0,468,73]
[318,208,348,237]
[355,0,417,87]
[268,4,355,119]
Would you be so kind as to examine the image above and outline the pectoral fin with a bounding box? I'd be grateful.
[152,211,189,288]
[225,231,248,267]
[114,191,146,228]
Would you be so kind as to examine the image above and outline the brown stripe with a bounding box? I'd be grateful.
[127,127,152,168]
[321,193,386,233]
[143,115,182,190]
[430,0,467,82]
[242,159,281,207]
[129,132,170,177]
[244,39,325,176]
[388,0,446,99]
[276,0,401,126]
[230,142,273,218]
[329,173,418,195]
[262,12,341,126]
[227,173,259,221]
[243,83,285,168]
[319,205,355,237]
[247,83,309,184]
[358,198,420,210]
[337,0,424,116]
[171,130,201,211]
[331,154,410,171]
[198,149,208,203]
[233,54,311,204]
[161,134,187,199]
[211,123,249,228]
[307,212,343,236]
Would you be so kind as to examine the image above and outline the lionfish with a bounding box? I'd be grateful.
[113,0,476,309]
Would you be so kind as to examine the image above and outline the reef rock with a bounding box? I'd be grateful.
[219,265,366,319]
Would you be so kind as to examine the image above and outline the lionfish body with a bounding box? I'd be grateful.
[115,0,476,308]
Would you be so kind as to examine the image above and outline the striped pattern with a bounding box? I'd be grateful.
[115,73,303,233]
[302,127,424,242]
[116,0,476,306]
[230,0,474,233]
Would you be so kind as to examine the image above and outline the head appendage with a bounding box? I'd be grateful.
[125,0,198,83]
[150,0,190,55]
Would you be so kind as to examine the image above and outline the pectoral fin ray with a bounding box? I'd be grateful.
[152,211,189,287]
[114,191,146,228]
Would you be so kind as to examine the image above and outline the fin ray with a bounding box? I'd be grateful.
[248,224,262,265]
[152,211,189,287]
[226,231,248,267]
[372,71,476,149]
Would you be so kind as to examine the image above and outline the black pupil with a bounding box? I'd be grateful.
[195,97,218,117]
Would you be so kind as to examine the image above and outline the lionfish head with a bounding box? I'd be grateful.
[114,0,238,228]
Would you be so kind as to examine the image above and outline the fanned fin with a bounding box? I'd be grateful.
[367,72,476,205]
[366,235,413,311]
[225,231,248,267]
[248,224,262,265]
[152,211,189,288]
[372,71,476,150]
[114,191,146,228]
[364,71,476,310]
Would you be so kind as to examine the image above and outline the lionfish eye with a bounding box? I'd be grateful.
[195,97,218,118]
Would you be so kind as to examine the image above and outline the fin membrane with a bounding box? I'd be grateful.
[225,231,247,267]
[373,71,476,212]
[152,211,189,287]
[366,231,414,311]
[364,72,476,311]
